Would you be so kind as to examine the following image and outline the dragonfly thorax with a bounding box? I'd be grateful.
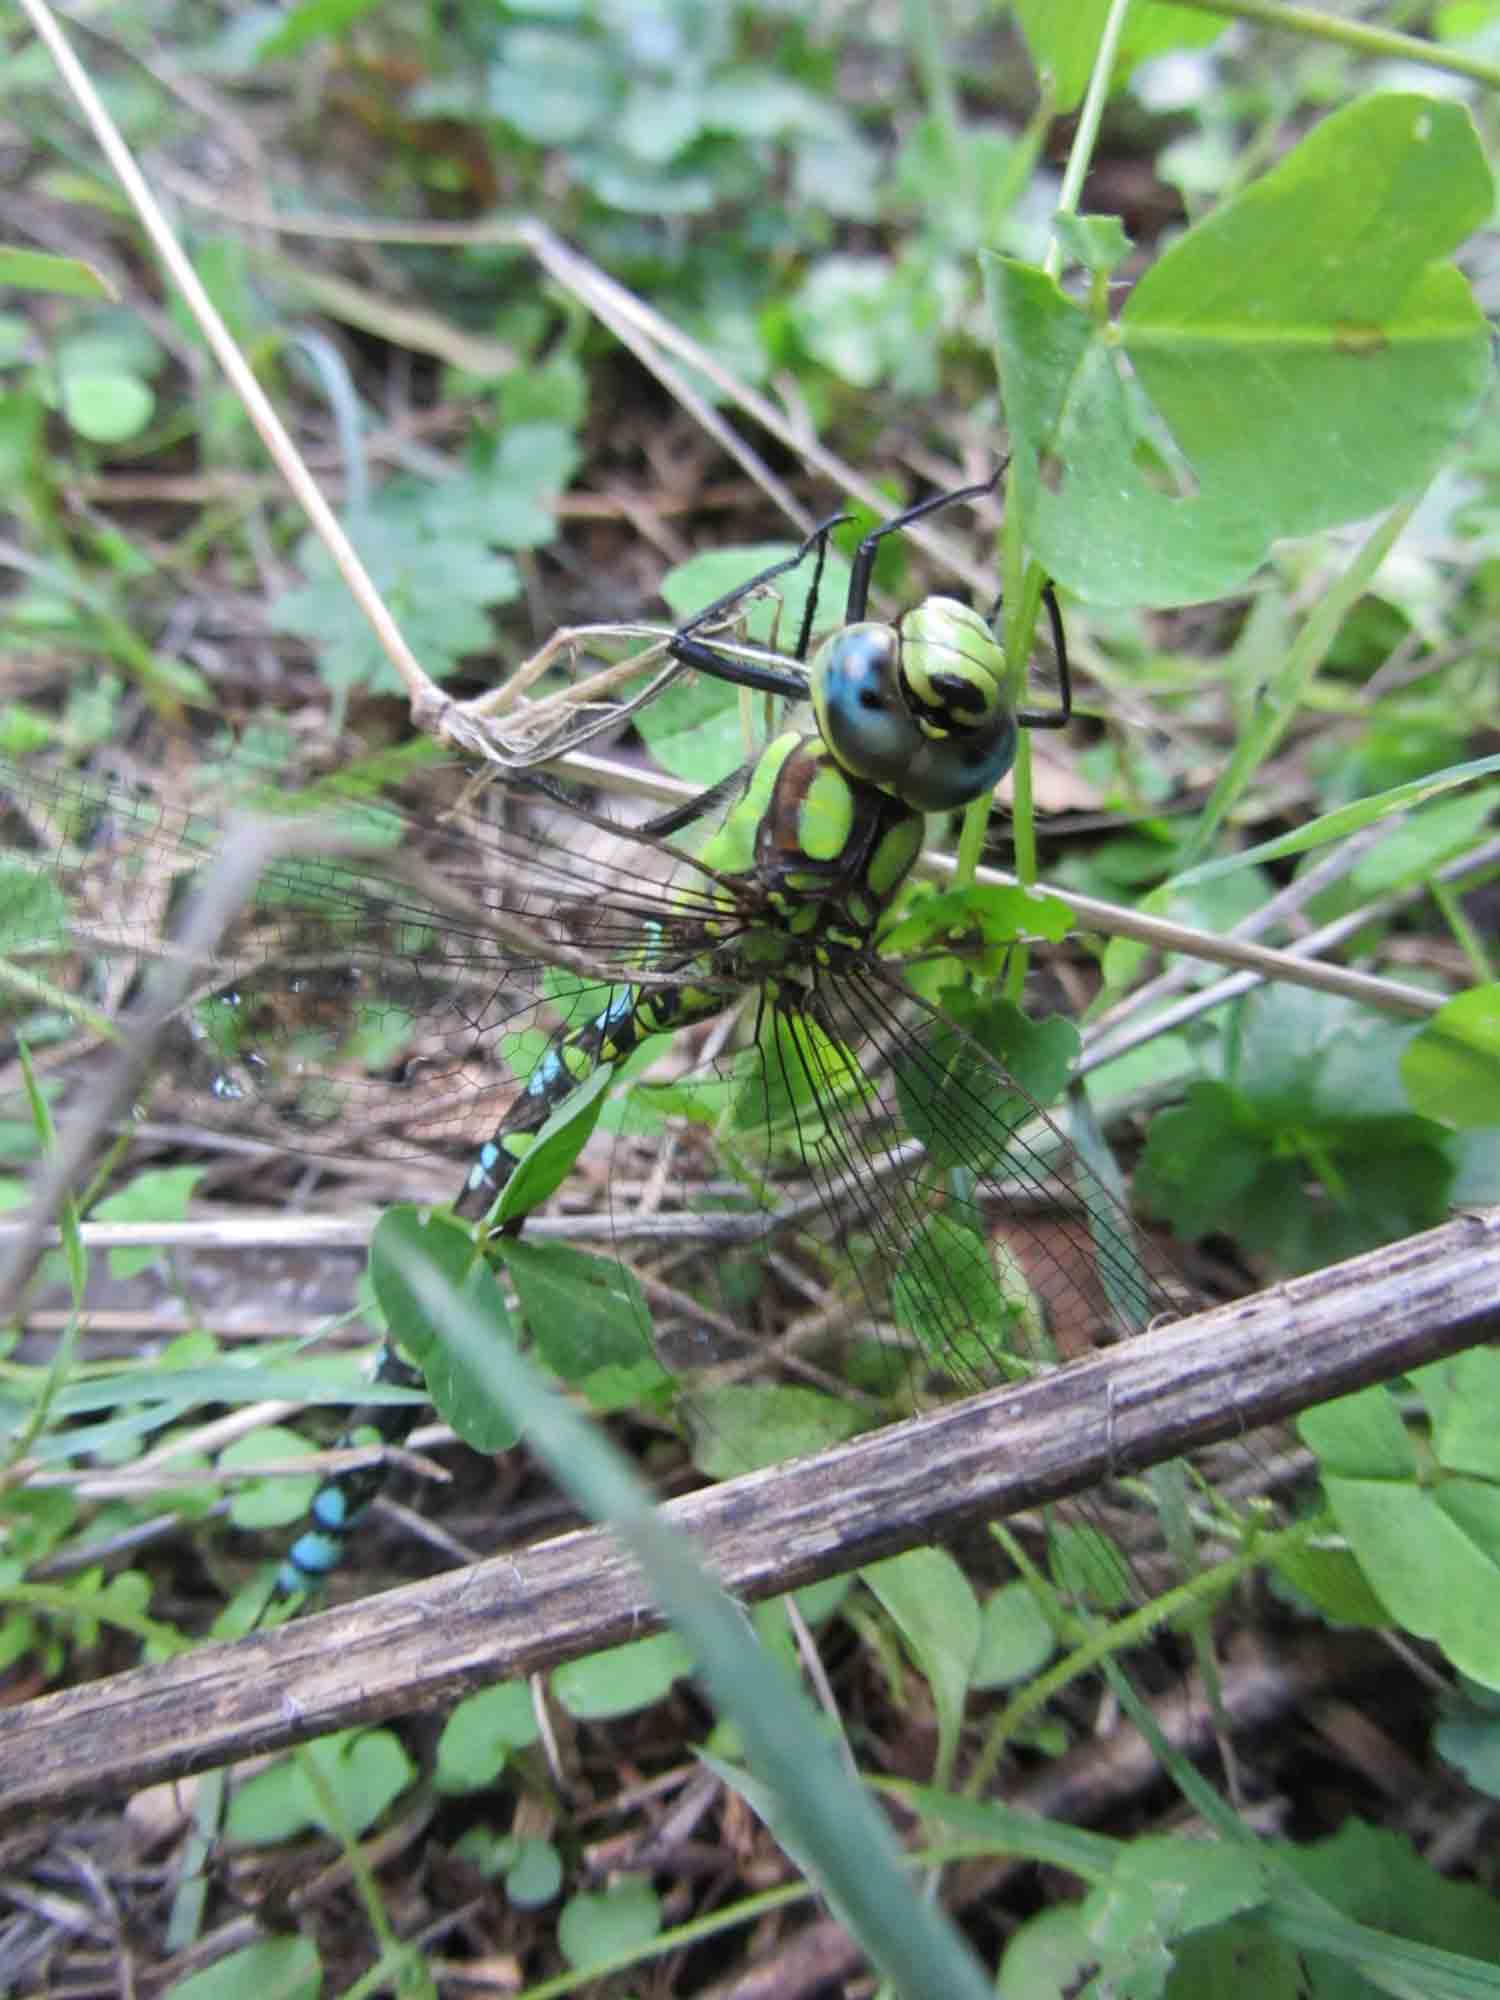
[697,732,925,960]
[810,596,1017,813]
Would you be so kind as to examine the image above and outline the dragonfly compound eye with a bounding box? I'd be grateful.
[811,624,921,788]
[812,612,1018,812]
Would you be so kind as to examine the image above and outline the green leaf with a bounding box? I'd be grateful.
[881,882,1074,958]
[552,1631,692,1721]
[687,1382,867,1479]
[160,1936,321,2000]
[890,1212,1045,1383]
[93,1167,204,1277]
[271,479,524,693]
[557,1878,663,1970]
[1100,1832,1272,1941]
[254,0,383,59]
[1284,1819,1500,1980]
[1435,1697,1500,1801]
[435,1680,540,1792]
[0,865,69,951]
[1421,1350,1500,1481]
[658,539,854,653]
[1171,752,1500,889]
[789,256,907,390]
[990,95,1492,606]
[895,998,1078,1174]
[220,1426,318,1530]
[971,1580,1057,1690]
[1141,988,1457,1266]
[488,26,616,145]
[0,246,114,299]
[1302,1383,1500,1689]
[1402,986,1500,1129]
[224,1727,414,1843]
[630,670,748,788]
[1298,1384,1418,1482]
[59,374,154,443]
[492,1065,614,1227]
[1002,1833,1273,1999]
[1012,0,1225,110]
[295,1726,415,1836]
[369,1208,520,1454]
[863,1548,981,1777]
[505,1837,563,1908]
[498,1238,661,1402]
[1270,1537,1392,1629]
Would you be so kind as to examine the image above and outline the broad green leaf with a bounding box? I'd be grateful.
[0,246,113,298]
[1435,1701,1500,1801]
[1402,986,1500,1129]
[1304,1382,1500,1689]
[1092,1833,1272,1946]
[255,0,384,60]
[1287,1819,1500,1978]
[971,1580,1057,1690]
[505,1837,564,1907]
[93,1167,204,1277]
[1142,990,1457,1265]
[369,1207,520,1454]
[161,1936,321,2000]
[552,1631,692,1720]
[895,998,1077,1174]
[881,882,1073,957]
[1420,1350,1500,1482]
[488,26,616,145]
[492,1065,614,1226]
[658,540,853,653]
[557,1878,663,1970]
[272,480,524,693]
[863,1547,981,1778]
[1013,0,1226,110]
[59,374,154,443]
[1270,1537,1391,1629]
[293,1726,415,1836]
[220,1426,318,1530]
[498,1238,661,1401]
[990,95,1492,606]
[789,256,908,390]
[435,1681,539,1792]
[890,1213,1045,1382]
[224,1727,414,1843]
[631,671,747,788]
[0,866,68,950]
[687,1382,867,1479]
[1298,1384,1417,1483]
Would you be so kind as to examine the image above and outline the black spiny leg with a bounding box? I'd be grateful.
[1013,580,1072,733]
[665,512,851,697]
[843,462,1008,620]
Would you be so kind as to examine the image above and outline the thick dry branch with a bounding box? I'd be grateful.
[1,1207,1495,1824]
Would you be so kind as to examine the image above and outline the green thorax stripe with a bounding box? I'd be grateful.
[695,732,925,953]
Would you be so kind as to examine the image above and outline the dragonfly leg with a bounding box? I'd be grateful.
[1012,581,1072,732]
[843,461,1008,622]
[665,511,851,698]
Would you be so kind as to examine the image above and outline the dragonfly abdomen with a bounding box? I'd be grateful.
[280,729,929,1596]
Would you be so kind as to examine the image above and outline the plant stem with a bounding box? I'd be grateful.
[1172,0,1500,89]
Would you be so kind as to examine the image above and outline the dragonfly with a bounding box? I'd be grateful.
[0,474,1195,1614]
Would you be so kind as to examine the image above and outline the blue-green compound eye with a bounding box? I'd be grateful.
[810,601,1017,813]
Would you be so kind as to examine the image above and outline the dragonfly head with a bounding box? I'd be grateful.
[809,598,1018,812]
